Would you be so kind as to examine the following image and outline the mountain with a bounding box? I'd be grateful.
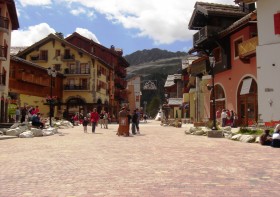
[124,48,188,116]
[125,48,187,66]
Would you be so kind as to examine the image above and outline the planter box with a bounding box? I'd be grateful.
[207,130,224,138]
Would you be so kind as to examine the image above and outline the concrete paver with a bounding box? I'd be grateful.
[0,120,279,197]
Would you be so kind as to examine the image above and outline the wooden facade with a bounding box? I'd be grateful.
[9,56,63,118]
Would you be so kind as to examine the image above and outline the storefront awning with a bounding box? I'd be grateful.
[240,78,252,95]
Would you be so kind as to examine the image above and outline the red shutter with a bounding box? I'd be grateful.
[274,13,280,35]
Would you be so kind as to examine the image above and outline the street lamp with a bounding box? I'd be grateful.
[47,67,57,127]
[209,56,218,130]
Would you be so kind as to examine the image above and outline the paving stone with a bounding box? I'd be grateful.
[0,120,278,196]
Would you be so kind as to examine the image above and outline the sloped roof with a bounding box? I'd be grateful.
[168,98,183,106]
[164,75,175,87]
[16,33,113,70]
[189,2,246,30]
[219,10,257,37]
[7,0,19,30]
[65,32,129,67]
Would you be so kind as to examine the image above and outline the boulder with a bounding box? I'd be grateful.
[194,130,205,135]
[231,134,242,141]
[239,135,256,143]
[31,128,43,137]
[5,128,23,136]
[19,131,34,138]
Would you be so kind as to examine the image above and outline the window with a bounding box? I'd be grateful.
[80,63,90,74]
[212,47,222,63]
[55,50,61,56]
[69,63,76,74]
[234,38,243,58]
[40,50,48,61]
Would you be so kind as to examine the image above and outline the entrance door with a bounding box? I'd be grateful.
[238,77,258,126]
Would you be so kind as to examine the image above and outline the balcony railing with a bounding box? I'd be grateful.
[64,68,90,75]
[64,85,89,91]
[238,36,258,58]
[61,54,75,61]
[30,55,48,62]
[193,25,221,46]
[0,16,9,30]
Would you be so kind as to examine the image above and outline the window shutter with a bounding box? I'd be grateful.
[274,13,280,35]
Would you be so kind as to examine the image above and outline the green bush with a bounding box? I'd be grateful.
[238,127,270,135]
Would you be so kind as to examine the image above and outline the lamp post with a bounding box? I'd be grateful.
[47,67,57,127]
[209,56,217,130]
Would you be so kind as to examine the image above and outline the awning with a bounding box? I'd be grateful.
[240,78,252,95]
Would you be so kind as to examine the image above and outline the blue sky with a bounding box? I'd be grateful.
[12,0,236,55]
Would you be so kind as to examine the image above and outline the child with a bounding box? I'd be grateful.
[82,117,89,133]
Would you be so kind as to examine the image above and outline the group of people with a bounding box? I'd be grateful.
[260,124,280,148]
[15,105,45,129]
[117,107,141,137]
[79,107,142,136]
[216,108,238,127]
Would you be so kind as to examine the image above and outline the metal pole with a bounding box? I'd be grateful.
[50,75,52,127]
[212,63,217,130]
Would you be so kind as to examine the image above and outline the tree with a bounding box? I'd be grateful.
[147,96,160,118]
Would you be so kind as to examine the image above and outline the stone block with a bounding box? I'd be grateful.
[207,130,224,138]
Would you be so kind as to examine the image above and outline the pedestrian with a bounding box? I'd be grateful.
[131,109,138,135]
[103,111,109,129]
[271,124,280,148]
[99,111,104,128]
[21,105,27,123]
[127,109,131,132]
[260,129,272,146]
[143,114,147,123]
[82,117,89,133]
[135,108,140,134]
[221,109,227,127]
[90,108,99,133]
[15,107,21,123]
[33,106,40,115]
[31,113,44,129]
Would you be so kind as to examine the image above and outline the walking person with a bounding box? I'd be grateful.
[90,108,99,133]
[15,107,21,123]
[221,109,227,127]
[21,105,28,123]
[82,117,89,133]
[103,111,109,129]
[136,108,140,134]
[131,109,138,135]
[99,111,105,128]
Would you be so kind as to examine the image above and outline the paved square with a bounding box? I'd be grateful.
[0,120,279,197]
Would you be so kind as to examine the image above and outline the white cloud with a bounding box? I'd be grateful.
[11,23,55,46]
[60,0,236,45]
[13,0,238,47]
[74,28,100,44]
[70,7,86,16]
[18,0,53,7]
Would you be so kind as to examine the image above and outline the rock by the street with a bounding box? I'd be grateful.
[2,120,72,138]
[19,131,34,138]
[31,128,43,137]
[239,135,256,143]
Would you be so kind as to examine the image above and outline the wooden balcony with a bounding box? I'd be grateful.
[193,26,221,46]
[0,16,9,33]
[238,36,258,59]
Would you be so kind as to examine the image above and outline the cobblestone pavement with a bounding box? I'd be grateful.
[0,120,279,197]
